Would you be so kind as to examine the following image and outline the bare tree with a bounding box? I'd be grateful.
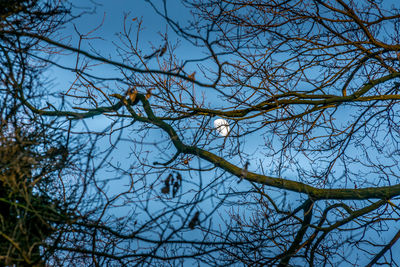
[2,0,400,266]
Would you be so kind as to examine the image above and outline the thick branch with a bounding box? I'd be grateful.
[22,91,400,200]
[278,199,313,266]
[366,228,400,267]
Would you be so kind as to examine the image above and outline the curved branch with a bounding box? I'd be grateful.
[278,199,313,266]
[138,94,400,200]
[21,89,400,200]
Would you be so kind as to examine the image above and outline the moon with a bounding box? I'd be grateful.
[214,118,230,136]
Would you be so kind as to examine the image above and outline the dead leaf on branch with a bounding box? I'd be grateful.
[188,211,200,229]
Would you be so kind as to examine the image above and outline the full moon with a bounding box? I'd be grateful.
[214,118,230,136]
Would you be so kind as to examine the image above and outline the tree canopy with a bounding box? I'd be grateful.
[1,0,400,266]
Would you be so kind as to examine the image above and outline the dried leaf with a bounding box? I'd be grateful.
[177,172,182,182]
[165,173,173,186]
[238,161,250,184]
[145,88,154,100]
[188,211,200,229]
[127,87,137,103]
[188,71,196,81]
[159,43,167,57]
[161,186,170,194]
[172,181,180,197]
